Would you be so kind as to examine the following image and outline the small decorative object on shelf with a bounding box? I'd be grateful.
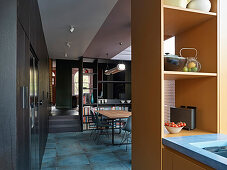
[164,53,187,71]
[181,48,201,72]
[126,100,131,104]
[84,69,89,73]
[91,93,94,104]
[120,100,125,104]
[164,0,188,8]
[165,121,186,134]
[187,0,211,12]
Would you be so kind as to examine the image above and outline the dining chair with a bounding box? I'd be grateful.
[90,110,111,143]
[120,116,132,151]
[90,110,97,139]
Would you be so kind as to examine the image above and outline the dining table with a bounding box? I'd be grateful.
[97,110,132,145]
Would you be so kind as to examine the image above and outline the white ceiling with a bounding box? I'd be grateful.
[112,46,131,60]
[38,0,118,59]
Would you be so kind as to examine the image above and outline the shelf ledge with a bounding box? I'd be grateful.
[164,71,217,80]
[98,81,131,84]
[163,129,214,138]
[164,5,217,16]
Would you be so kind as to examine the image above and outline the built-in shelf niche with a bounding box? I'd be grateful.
[163,5,218,135]
[164,76,218,136]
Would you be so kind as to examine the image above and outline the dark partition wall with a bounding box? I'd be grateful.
[17,22,30,170]
[0,0,17,169]
[55,60,80,109]
[0,0,50,169]
[56,60,73,109]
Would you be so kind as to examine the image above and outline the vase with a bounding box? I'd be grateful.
[187,0,211,12]
[91,93,94,104]
[164,0,188,8]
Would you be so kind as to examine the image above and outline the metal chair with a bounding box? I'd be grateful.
[120,116,132,151]
[90,110,111,143]
[89,110,97,139]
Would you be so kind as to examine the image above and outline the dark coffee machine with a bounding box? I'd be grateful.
[170,106,196,130]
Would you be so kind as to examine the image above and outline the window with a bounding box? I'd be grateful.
[73,72,79,95]
[52,78,55,85]
[164,36,175,55]
[82,75,90,94]
[73,71,91,95]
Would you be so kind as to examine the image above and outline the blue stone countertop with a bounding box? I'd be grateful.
[163,134,227,170]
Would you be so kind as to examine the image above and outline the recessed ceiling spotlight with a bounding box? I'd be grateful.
[65,53,68,57]
[119,42,123,45]
[66,42,71,48]
[69,25,75,33]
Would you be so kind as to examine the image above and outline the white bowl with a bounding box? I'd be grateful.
[120,100,125,103]
[126,100,131,104]
[165,126,183,134]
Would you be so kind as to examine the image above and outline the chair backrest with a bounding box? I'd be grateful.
[124,116,132,132]
[94,112,102,126]
[90,110,97,123]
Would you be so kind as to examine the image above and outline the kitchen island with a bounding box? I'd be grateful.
[163,134,227,170]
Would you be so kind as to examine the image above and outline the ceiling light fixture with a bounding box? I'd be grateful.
[69,25,75,33]
[119,42,123,45]
[65,53,68,57]
[105,63,126,75]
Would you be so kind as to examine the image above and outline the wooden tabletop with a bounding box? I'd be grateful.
[97,110,131,119]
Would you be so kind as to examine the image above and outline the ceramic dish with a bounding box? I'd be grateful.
[165,126,183,134]
[120,100,125,104]
[126,100,131,104]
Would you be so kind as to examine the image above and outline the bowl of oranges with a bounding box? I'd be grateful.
[165,121,186,134]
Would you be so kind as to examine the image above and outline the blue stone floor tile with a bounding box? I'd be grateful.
[121,160,132,169]
[56,144,85,156]
[57,154,89,167]
[87,152,120,164]
[43,148,57,159]
[41,157,57,168]
[56,164,91,170]
[113,151,131,161]
[91,161,130,170]
[41,167,57,170]
[42,131,131,169]
[46,142,57,149]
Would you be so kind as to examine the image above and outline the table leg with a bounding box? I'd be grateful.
[119,118,122,134]
[112,119,114,145]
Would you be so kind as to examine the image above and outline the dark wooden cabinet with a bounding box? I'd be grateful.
[29,0,37,51]
[17,21,30,170]
[17,0,30,36]
[0,0,49,170]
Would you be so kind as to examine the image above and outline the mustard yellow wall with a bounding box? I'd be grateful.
[132,0,163,169]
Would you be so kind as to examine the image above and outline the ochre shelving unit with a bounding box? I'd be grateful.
[163,1,218,136]
[132,0,227,169]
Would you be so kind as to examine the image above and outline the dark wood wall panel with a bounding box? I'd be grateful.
[28,0,50,167]
[16,22,30,170]
[0,0,17,169]
[0,0,49,169]
[17,0,30,36]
